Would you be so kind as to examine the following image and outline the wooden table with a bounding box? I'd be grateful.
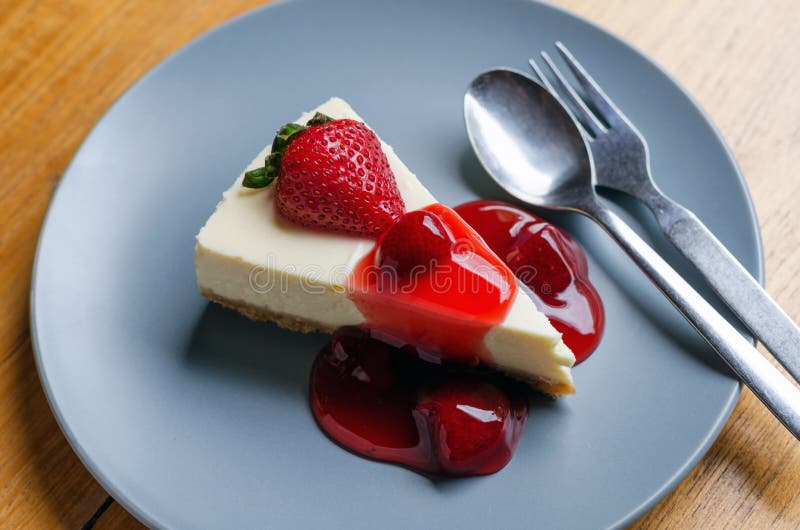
[1,1,798,527]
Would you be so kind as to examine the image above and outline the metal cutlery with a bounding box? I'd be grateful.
[527,42,800,385]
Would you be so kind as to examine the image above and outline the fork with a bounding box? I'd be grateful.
[528,42,800,383]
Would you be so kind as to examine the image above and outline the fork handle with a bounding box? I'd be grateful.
[640,191,800,384]
[584,201,800,440]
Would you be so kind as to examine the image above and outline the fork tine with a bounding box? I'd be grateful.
[528,57,592,140]
[554,42,626,126]
[539,51,605,137]
[527,58,556,93]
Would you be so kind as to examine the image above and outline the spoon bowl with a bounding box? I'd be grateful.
[464,69,594,210]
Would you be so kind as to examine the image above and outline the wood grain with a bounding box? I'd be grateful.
[0,0,797,528]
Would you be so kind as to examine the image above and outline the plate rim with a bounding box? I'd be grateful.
[29,0,763,528]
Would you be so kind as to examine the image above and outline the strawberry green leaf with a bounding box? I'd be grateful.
[240,115,333,189]
[242,167,273,188]
[306,112,333,127]
[241,122,306,189]
[272,122,306,152]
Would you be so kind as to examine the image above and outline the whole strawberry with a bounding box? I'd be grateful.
[243,113,405,238]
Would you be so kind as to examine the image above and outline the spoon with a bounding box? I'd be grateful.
[464,68,800,439]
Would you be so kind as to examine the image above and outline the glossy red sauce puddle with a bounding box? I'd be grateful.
[455,200,604,364]
[310,327,528,476]
[309,201,604,477]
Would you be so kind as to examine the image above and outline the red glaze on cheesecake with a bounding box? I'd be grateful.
[348,203,518,365]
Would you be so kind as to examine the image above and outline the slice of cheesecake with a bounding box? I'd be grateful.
[195,98,575,395]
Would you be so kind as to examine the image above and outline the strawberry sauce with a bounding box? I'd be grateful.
[348,203,518,365]
[309,201,603,477]
[455,201,604,364]
[310,327,527,476]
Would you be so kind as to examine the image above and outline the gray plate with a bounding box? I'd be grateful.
[31,0,762,528]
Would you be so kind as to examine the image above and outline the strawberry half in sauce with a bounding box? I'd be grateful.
[309,327,528,477]
[377,210,454,276]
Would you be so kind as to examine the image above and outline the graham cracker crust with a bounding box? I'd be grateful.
[506,367,576,396]
[200,288,575,396]
[200,288,336,334]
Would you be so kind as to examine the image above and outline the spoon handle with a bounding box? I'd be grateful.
[637,190,800,385]
[586,201,800,440]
